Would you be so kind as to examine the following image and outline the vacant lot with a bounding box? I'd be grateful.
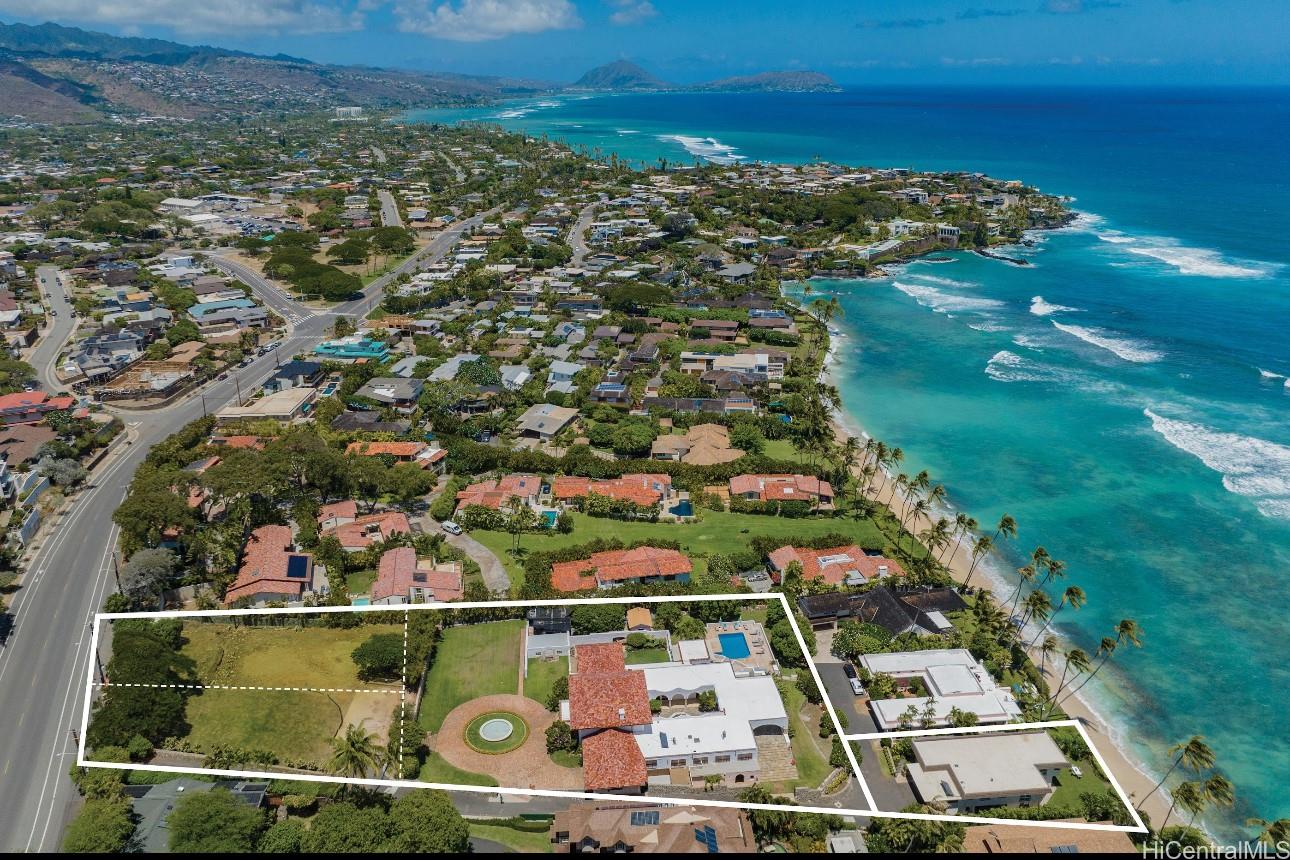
[419,620,524,732]
[181,619,407,690]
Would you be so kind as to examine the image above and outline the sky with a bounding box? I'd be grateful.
[2,0,1288,85]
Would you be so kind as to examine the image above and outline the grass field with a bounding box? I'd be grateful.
[181,620,406,689]
[625,647,670,665]
[524,657,567,708]
[1049,760,1116,811]
[470,510,889,590]
[468,823,553,853]
[183,689,349,767]
[419,753,498,787]
[419,620,524,733]
[780,680,831,790]
[345,569,377,597]
[465,712,529,754]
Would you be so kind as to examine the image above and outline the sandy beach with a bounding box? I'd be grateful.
[826,403,1172,830]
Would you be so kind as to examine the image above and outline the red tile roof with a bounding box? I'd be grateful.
[318,500,358,525]
[550,546,692,593]
[323,511,411,549]
[575,642,627,674]
[552,474,671,507]
[456,474,542,510]
[223,525,313,605]
[767,545,903,586]
[568,671,652,732]
[582,730,648,791]
[346,440,427,458]
[728,474,834,503]
[371,547,464,603]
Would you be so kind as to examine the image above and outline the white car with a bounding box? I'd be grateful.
[441,521,463,536]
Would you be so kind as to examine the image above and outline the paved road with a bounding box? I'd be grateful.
[568,200,601,268]
[31,265,77,391]
[377,190,403,229]
[370,146,387,165]
[0,209,494,852]
[440,152,465,183]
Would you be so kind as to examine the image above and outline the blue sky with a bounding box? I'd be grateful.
[3,1,1288,84]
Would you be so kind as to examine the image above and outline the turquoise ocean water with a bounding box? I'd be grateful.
[407,89,1290,838]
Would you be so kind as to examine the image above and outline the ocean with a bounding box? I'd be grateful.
[406,88,1290,839]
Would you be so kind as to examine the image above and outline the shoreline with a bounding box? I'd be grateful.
[815,316,1174,831]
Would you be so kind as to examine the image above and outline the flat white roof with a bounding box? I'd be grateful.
[911,731,1067,799]
[869,691,1023,730]
[678,639,709,662]
[642,662,785,727]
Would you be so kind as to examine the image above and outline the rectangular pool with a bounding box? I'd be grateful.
[718,632,751,660]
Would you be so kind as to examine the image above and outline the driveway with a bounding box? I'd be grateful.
[819,663,877,735]
[856,737,918,812]
[432,694,582,792]
[445,530,510,595]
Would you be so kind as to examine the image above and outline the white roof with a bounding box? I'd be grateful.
[869,691,1022,730]
[636,712,754,759]
[678,639,709,663]
[909,732,1067,799]
[642,662,785,727]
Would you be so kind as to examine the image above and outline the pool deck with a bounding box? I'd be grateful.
[703,620,777,675]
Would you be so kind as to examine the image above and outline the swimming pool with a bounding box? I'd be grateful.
[669,500,693,517]
[541,511,558,528]
[718,632,750,660]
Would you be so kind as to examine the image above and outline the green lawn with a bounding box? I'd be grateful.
[780,680,831,790]
[762,438,807,463]
[419,620,523,733]
[180,620,405,689]
[470,510,889,590]
[346,569,377,597]
[1049,760,1116,811]
[551,749,581,768]
[524,657,568,708]
[624,647,670,665]
[468,823,553,853]
[465,712,529,754]
[419,753,498,787]
[739,605,770,625]
[184,689,345,767]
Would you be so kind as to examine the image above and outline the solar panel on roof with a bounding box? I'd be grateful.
[285,555,310,578]
[630,811,659,826]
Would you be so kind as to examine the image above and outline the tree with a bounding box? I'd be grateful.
[865,805,966,853]
[301,802,392,853]
[546,676,569,712]
[505,496,539,554]
[62,796,136,853]
[1138,736,1215,813]
[386,790,470,852]
[1248,818,1290,847]
[1164,780,1205,829]
[329,723,380,779]
[352,633,405,680]
[546,720,577,753]
[119,547,178,610]
[167,788,265,853]
[257,818,306,853]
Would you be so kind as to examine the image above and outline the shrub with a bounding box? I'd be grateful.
[351,633,405,681]
[545,720,576,754]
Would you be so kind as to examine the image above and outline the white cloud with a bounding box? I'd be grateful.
[393,0,581,41]
[606,0,656,26]
[0,0,364,35]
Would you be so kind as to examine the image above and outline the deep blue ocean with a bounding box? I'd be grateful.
[407,89,1290,839]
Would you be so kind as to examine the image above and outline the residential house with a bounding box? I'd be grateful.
[905,731,1068,813]
[552,474,674,511]
[767,545,901,587]
[455,474,542,511]
[551,546,692,592]
[516,403,578,441]
[796,586,968,635]
[262,360,323,394]
[223,524,315,605]
[728,474,834,510]
[550,803,755,854]
[0,391,74,426]
[355,377,424,413]
[369,546,464,604]
[858,649,1023,730]
[321,511,411,552]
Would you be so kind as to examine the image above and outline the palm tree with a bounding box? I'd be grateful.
[1043,647,1091,718]
[1018,590,1052,632]
[920,518,952,562]
[903,500,931,552]
[1035,557,1066,592]
[1038,634,1059,679]
[888,472,909,508]
[329,723,379,779]
[1165,780,1206,829]
[961,535,993,592]
[1247,818,1290,846]
[1061,618,1143,704]
[944,513,977,567]
[1006,561,1039,620]
[992,513,1018,545]
[1197,774,1234,826]
[1138,736,1215,811]
[1029,585,1085,647]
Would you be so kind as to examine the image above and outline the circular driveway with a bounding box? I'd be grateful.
[433,694,583,790]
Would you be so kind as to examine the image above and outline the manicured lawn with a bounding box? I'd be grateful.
[780,679,831,790]
[465,712,529,754]
[524,657,567,708]
[624,647,670,665]
[184,689,345,767]
[346,569,377,597]
[468,823,554,853]
[181,620,405,689]
[419,753,498,787]
[470,510,889,589]
[419,620,524,733]
[1050,760,1115,811]
[762,438,806,463]
[551,749,581,768]
[739,605,770,624]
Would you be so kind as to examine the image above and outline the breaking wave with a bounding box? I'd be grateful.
[893,281,1006,315]
[1095,230,1272,278]
[1052,322,1164,363]
[1030,295,1081,316]
[657,134,745,164]
[1144,409,1290,520]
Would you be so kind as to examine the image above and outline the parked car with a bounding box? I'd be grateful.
[843,663,865,696]
[440,521,463,536]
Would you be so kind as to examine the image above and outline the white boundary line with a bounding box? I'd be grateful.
[81,592,1147,833]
